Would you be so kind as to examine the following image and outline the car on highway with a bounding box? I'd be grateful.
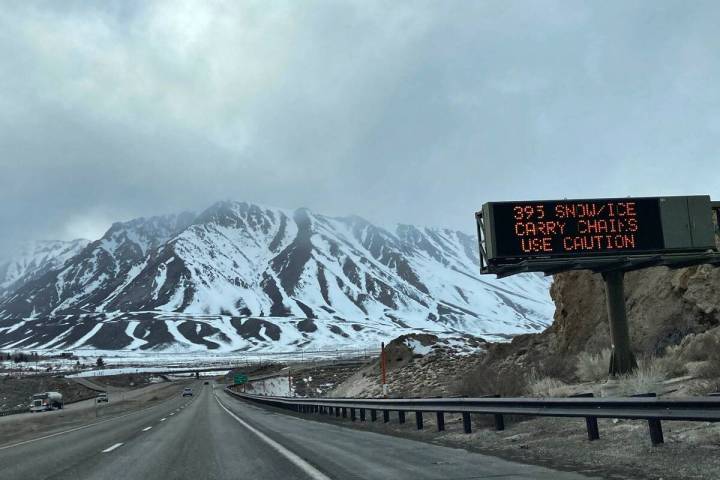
[182,387,193,397]
[96,392,109,403]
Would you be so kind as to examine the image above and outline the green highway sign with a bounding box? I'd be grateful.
[234,374,248,385]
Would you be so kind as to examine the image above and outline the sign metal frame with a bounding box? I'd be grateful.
[477,196,720,278]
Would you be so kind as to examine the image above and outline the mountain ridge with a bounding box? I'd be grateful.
[0,200,554,352]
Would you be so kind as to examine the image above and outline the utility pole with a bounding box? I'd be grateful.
[602,270,637,375]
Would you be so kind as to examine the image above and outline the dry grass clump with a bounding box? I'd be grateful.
[575,349,612,382]
[613,357,667,396]
[526,371,569,397]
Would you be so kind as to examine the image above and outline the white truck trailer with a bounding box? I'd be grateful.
[29,391,63,412]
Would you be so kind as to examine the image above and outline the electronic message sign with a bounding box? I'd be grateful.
[478,196,716,267]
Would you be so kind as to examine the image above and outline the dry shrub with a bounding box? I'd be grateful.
[536,353,577,383]
[655,345,688,378]
[526,373,568,397]
[696,349,720,379]
[454,363,527,397]
[679,331,720,362]
[614,357,667,396]
[576,349,612,382]
[688,378,720,396]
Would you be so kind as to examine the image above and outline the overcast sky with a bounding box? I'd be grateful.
[1,1,719,259]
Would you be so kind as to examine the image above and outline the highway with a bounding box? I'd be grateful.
[0,383,601,480]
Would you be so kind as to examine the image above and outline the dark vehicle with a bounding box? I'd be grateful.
[96,392,109,403]
[182,387,193,397]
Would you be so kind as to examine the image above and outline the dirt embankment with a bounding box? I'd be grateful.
[0,376,96,411]
[331,334,486,398]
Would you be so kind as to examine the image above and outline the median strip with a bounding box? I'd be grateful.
[101,443,123,453]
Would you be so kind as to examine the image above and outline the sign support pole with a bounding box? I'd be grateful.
[602,270,637,375]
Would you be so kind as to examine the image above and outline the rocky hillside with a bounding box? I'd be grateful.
[472,263,720,388]
[549,265,720,356]
[0,201,554,352]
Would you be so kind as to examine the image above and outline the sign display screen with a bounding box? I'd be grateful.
[488,198,665,259]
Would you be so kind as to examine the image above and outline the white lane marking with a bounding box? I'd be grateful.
[0,397,180,452]
[142,427,152,432]
[160,418,167,422]
[169,413,175,416]
[102,443,123,453]
[215,395,331,480]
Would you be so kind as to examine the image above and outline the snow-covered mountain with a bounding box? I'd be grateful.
[0,201,554,352]
[0,239,90,300]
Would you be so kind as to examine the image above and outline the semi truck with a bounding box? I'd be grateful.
[29,392,63,412]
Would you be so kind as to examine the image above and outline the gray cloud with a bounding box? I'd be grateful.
[1,1,719,259]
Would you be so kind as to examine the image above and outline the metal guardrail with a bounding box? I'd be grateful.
[0,408,28,417]
[225,388,720,445]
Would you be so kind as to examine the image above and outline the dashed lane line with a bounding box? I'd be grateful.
[160,418,167,422]
[102,443,123,453]
[215,395,331,480]
[0,395,186,452]
[142,427,152,432]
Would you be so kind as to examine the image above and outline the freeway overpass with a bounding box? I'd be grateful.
[66,358,369,379]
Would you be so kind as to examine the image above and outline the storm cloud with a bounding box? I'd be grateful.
[1,1,719,258]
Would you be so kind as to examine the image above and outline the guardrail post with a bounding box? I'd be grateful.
[648,419,664,445]
[436,411,445,431]
[335,407,340,417]
[370,409,377,422]
[586,417,599,441]
[480,394,505,431]
[569,393,598,440]
[342,407,347,418]
[494,413,505,431]
[630,393,664,445]
[415,411,423,430]
[462,412,472,434]
[350,408,357,421]
[383,410,389,423]
[360,408,366,421]
[398,411,406,424]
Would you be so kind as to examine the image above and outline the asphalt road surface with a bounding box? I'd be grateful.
[0,384,601,480]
